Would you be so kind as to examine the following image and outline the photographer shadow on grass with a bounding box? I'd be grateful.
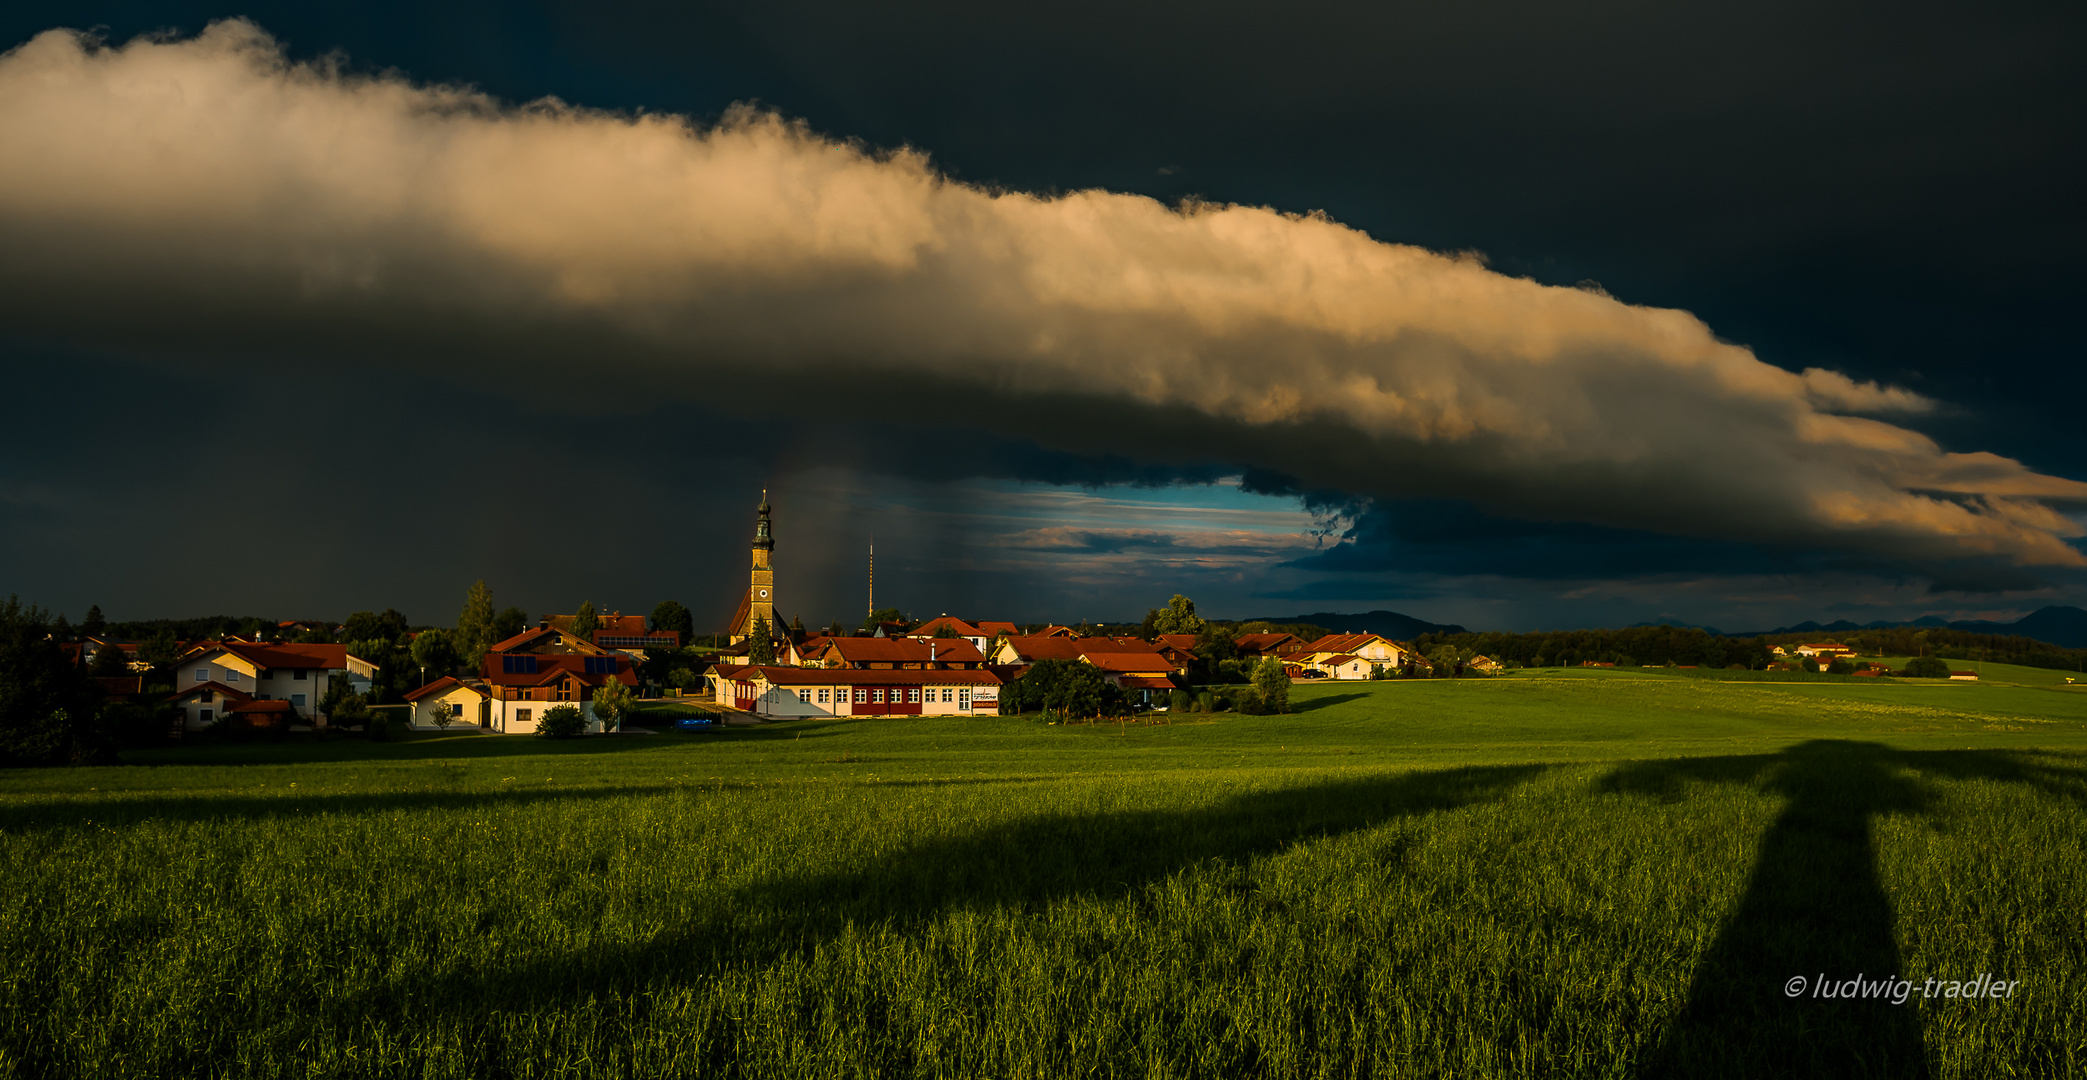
[1607,739,2086,1080]
[445,761,1555,1008]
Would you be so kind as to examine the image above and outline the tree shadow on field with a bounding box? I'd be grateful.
[1607,741,2087,1080]
[426,761,1554,1012]
[1290,692,1369,712]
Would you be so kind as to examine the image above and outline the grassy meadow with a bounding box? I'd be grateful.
[3,668,2084,1078]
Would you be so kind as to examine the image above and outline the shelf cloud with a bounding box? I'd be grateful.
[3,20,2083,569]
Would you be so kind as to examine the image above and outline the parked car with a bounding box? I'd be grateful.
[674,714,719,732]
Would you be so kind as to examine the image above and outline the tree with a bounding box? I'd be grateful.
[651,600,694,643]
[344,609,409,644]
[859,608,910,635]
[592,678,636,733]
[571,601,600,644]
[81,605,106,638]
[536,704,586,738]
[1825,657,1856,675]
[998,659,1121,719]
[456,580,496,669]
[747,617,776,665]
[1251,656,1291,714]
[666,666,700,690]
[411,629,460,680]
[1193,625,1239,677]
[90,641,131,677]
[0,596,107,766]
[1902,657,1951,678]
[493,606,529,642]
[1151,594,1206,636]
[138,629,181,668]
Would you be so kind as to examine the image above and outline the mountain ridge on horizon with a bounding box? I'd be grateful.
[1242,606,2087,650]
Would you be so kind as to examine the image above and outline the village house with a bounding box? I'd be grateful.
[906,616,995,653]
[1233,632,1305,659]
[1287,633,1410,678]
[169,641,378,731]
[543,611,681,653]
[405,626,641,733]
[712,664,1006,717]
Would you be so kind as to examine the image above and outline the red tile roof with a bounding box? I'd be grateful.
[1234,632,1303,654]
[1155,634,1200,652]
[1117,676,1181,690]
[182,641,363,671]
[910,616,984,639]
[478,652,636,688]
[1082,653,1178,674]
[1296,634,1397,657]
[166,681,252,704]
[975,621,1019,636]
[998,636,1085,662]
[813,637,986,666]
[403,676,495,702]
[713,665,1008,686]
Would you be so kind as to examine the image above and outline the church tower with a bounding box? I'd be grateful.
[727,491,780,645]
[748,489,775,637]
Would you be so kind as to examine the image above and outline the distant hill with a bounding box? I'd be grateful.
[1243,609,1467,639]
[1631,617,1726,637]
[1737,605,2087,648]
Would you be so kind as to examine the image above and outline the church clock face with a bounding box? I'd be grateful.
[758,589,769,599]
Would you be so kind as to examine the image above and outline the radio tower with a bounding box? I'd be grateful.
[867,538,875,619]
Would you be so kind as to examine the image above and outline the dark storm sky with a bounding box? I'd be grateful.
[1,1,2082,632]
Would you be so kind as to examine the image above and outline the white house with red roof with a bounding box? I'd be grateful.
[1289,634,1408,678]
[170,641,378,730]
[712,664,1007,717]
[447,626,640,733]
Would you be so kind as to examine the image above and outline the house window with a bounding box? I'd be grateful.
[855,688,868,703]
[195,668,209,682]
[291,694,306,707]
[872,689,885,704]
[817,689,830,704]
[907,688,921,703]
[959,689,971,708]
[198,709,213,725]
[517,708,533,725]
[450,702,463,718]
[941,688,953,702]
[199,690,214,704]
[224,671,239,683]
[294,669,307,681]
[799,690,811,703]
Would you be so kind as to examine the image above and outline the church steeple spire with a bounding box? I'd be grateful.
[753,488,773,551]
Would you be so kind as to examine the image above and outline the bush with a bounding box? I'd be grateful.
[1825,658,1856,675]
[537,704,587,738]
[1252,657,1291,714]
[1901,657,1952,678]
[591,679,636,732]
[1167,688,1193,712]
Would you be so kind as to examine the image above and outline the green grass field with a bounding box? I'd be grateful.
[3,670,2083,1078]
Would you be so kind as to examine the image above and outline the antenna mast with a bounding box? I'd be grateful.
[868,538,875,618]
